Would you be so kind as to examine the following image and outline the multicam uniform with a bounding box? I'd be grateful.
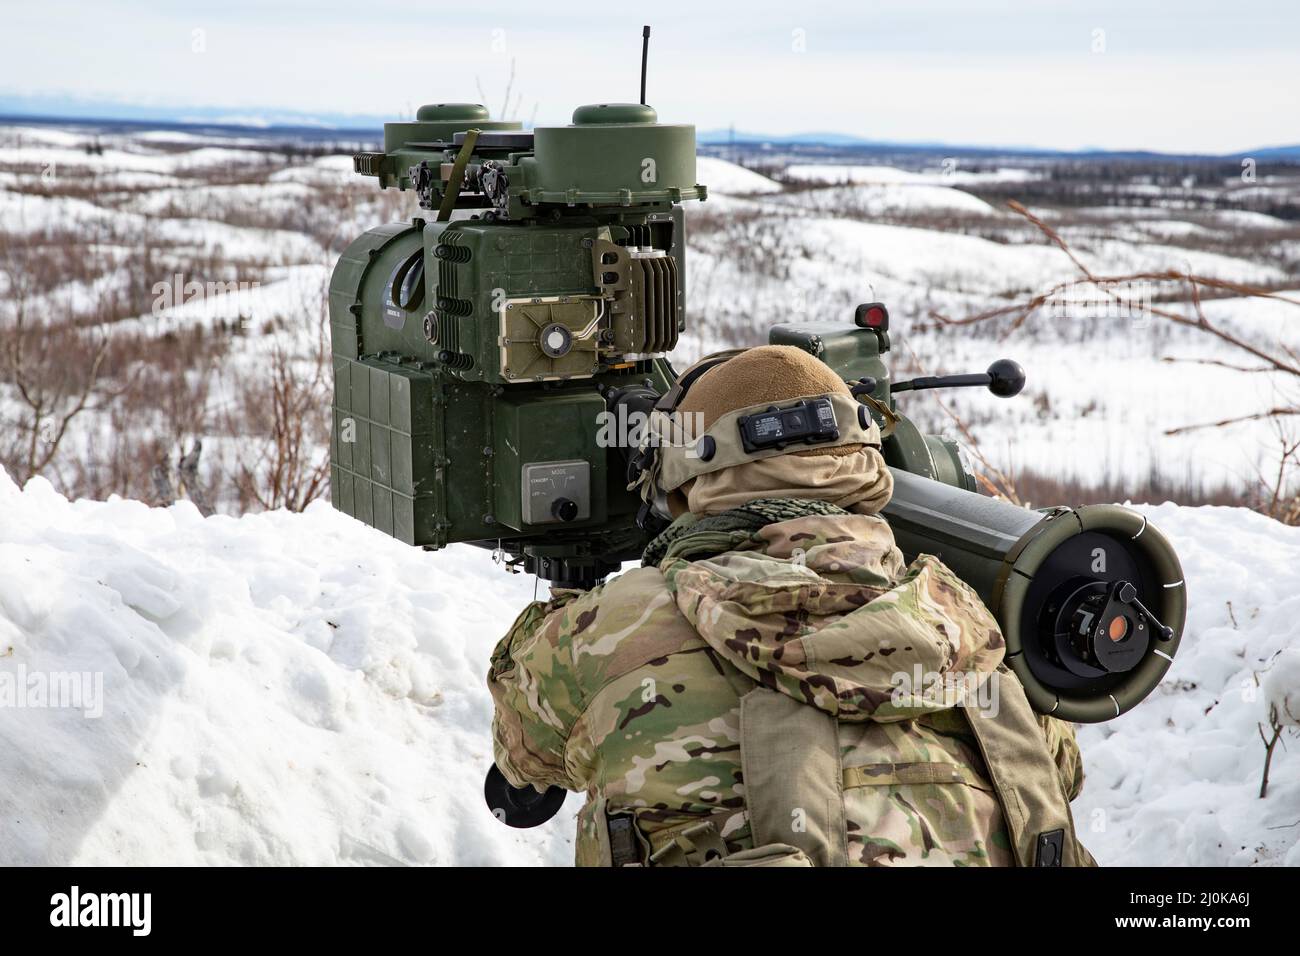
[489,500,1094,867]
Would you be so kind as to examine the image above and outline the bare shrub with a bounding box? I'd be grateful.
[43,324,232,506]
[225,296,331,512]
[0,234,120,486]
[930,200,1300,522]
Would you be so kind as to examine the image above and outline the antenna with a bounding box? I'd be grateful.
[640,26,651,105]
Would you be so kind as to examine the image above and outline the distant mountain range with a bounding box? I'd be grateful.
[2,93,1298,162]
[694,129,1300,162]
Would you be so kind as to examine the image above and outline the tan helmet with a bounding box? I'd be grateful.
[633,345,892,518]
[678,346,864,459]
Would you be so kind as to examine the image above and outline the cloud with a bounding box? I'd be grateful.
[3,0,1298,152]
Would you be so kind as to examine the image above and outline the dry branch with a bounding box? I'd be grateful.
[927,199,1300,523]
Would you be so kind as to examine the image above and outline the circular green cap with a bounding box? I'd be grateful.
[416,103,490,122]
[571,103,658,126]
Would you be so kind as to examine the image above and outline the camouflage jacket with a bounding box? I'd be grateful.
[489,510,1092,866]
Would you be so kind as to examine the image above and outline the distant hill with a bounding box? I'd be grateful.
[1239,144,1300,161]
[1,94,1296,162]
[697,128,1300,163]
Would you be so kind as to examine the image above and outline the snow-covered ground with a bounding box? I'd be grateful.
[1,123,1298,866]
[1073,502,1300,866]
[0,467,1296,866]
[681,170,1300,492]
[0,467,569,866]
[3,124,1299,503]
[696,155,784,195]
[784,163,1043,186]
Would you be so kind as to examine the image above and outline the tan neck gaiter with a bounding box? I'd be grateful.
[685,447,895,516]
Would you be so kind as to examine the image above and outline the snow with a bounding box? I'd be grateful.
[2,124,1299,865]
[695,156,782,195]
[0,126,107,150]
[1212,209,1295,231]
[3,126,1296,501]
[785,163,1041,186]
[0,468,573,866]
[125,180,318,218]
[1074,502,1300,866]
[782,182,996,215]
[0,143,260,176]
[269,154,360,186]
[0,188,138,234]
[1264,649,1300,728]
[682,179,1297,492]
[148,217,323,266]
[113,263,332,344]
[1,468,1297,866]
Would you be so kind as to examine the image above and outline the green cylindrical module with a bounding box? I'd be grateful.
[883,469,1186,722]
[525,104,704,205]
[383,103,520,152]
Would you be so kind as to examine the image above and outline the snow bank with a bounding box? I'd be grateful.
[269,154,359,187]
[0,469,573,865]
[1265,650,1300,728]
[780,182,996,216]
[785,163,1040,186]
[696,156,783,195]
[1074,502,1300,866]
[1,472,1296,866]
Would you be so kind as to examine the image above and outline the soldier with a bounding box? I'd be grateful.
[489,345,1094,867]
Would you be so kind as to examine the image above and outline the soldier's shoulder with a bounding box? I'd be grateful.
[544,565,680,642]
[530,565,699,690]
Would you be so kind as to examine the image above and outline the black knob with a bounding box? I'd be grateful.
[484,764,567,828]
[986,359,1026,398]
[552,498,579,522]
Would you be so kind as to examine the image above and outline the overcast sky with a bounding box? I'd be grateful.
[2,0,1298,152]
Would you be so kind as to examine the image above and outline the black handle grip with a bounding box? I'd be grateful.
[892,359,1026,398]
[484,764,567,828]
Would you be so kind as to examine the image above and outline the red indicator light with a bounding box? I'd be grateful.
[854,302,889,331]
